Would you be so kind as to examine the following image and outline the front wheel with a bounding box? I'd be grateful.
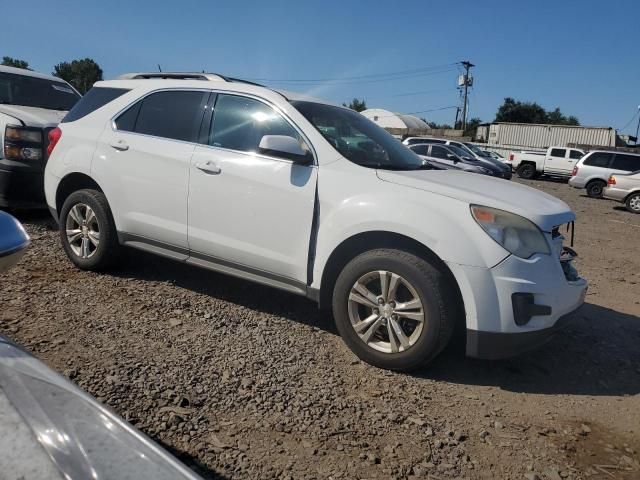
[59,189,120,271]
[332,249,456,371]
[626,193,640,213]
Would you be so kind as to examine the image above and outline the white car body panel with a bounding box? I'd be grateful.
[188,145,317,282]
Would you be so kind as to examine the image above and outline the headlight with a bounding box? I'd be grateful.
[471,205,550,258]
[5,126,42,143]
[4,125,44,161]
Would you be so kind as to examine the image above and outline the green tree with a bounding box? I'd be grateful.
[342,98,367,112]
[2,56,30,70]
[53,58,103,94]
[494,97,579,125]
[428,121,453,129]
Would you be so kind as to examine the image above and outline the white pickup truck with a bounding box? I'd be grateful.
[0,65,80,208]
[507,147,585,179]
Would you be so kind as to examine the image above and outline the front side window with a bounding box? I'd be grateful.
[430,145,449,159]
[115,90,208,142]
[410,145,429,155]
[209,94,307,158]
[583,152,613,168]
[0,71,80,111]
[550,148,566,158]
[291,101,422,170]
[569,150,584,160]
[611,154,640,172]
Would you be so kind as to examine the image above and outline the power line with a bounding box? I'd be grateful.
[247,62,460,83]
[366,87,459,101]
[617,108,640,132]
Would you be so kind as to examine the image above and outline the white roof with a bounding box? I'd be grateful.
[0,65,66,83]
[361,109,429,129]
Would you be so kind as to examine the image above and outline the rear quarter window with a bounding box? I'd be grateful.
[62,87,130,123]
[611,154,640,172]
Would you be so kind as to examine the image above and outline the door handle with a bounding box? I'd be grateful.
[195,161,221,175]
[110,139,129,151]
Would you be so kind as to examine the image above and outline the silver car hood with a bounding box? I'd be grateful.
[0,105,67,128]
[377,169,575,231]
[0,337,202,480]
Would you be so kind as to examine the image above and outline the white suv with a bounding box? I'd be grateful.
[44,73,588,371]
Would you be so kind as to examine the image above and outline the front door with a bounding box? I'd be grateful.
[188,93,317,284]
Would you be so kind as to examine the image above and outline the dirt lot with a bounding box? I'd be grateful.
[1,178,639,480]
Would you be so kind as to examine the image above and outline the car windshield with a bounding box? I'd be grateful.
[290,100,424,170]
[0,72,80,111]
[464,143,488,156]
[447,145,476,160]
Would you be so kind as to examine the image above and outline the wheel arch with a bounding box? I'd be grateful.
[55,172,104,214]
[317,231,465,330]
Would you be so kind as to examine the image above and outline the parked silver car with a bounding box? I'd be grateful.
[408,143,508,177]
[603,170,640,213]
[569,150,640,198]
[0,211,202,480]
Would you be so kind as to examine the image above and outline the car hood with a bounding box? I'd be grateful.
[0,105,67,128]
[377,169,575,231]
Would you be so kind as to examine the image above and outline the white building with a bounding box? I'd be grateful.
[361,109,429,130]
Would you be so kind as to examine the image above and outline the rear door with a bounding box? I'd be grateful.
[563,149,585,175]
[94,89,209,248]
[545,148,567,174]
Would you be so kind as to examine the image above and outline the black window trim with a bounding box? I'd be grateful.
[110,88,317,165]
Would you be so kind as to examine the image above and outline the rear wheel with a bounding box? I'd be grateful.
[586,180,606,198]
[59,189,120,271]
[516,163,536,179]
[626,193,640,213]
[332,249,456,371]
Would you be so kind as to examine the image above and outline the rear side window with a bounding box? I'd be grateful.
[550,148,566,157]
[62,87,129,123]
[410,145,429,155]
[115,90,208,142]
[583,152,613,168]
[611,154,640,172]
[569,150,584,159]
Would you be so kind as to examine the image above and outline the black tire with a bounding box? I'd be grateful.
[626,192,640,214]
[586,180,606,198]
[59,189,120,271]
[516,163,536,179]
[332,249,456,371]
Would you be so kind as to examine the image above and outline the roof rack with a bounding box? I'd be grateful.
[116,72,266,87]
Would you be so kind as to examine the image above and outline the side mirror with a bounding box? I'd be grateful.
[0,211,30,273]
[447,153,458,163]
[258,135,312,164]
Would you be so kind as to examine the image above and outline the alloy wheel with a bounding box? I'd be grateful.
[630,195,640,212]
[347,270,425,354]
[65,203,100,259]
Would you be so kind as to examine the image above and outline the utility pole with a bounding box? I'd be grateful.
[460,60,475,131]
[636,105,640,145]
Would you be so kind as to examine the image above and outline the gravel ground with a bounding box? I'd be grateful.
[1,178,639,480]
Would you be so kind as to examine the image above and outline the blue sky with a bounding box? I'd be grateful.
[5,0,639,133]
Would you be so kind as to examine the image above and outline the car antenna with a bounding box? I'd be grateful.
[157,64,162,72]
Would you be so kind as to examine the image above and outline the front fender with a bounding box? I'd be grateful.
[311,160,509,289]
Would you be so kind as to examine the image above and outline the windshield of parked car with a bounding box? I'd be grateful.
[464,143,488,157]
[447,145,477,160]
[290,100,424,170]
[0,72,80,111]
